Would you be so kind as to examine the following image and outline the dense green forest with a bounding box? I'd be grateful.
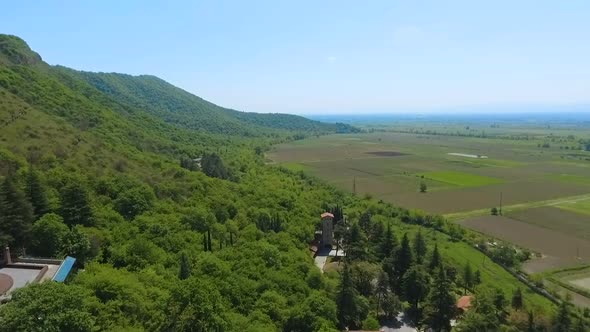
[0,34,586,331]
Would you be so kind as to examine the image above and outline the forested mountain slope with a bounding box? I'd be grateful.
[0,34,581,332]
[57,69,356,136]
[0,34,354,138]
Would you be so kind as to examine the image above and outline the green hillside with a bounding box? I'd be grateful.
[1,34,354,139]
[57,68,355,136]
[0,35,576,331]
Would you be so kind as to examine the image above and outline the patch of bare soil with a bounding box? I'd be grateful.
[365,151,410,157]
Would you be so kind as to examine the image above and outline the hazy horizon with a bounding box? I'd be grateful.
[2,1,589,115]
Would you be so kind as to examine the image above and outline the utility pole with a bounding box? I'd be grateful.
[499,192,503,215]
[353,176,356,195]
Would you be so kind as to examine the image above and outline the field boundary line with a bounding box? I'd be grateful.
[446,193,590,221]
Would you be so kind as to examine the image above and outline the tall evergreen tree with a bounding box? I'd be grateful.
[527,310,536,332]
[378,223,397,259]
[382,255,397,292]
[552,297,572,332]
[413,229,427,264]
[511,288,524,311]
[337,266,366,329]
[424,266,455,332]
[0,176,34,248]
[207,230,212,252]
[474,269,482,286]
[429,243,442,272]
[493,288,507,318]
[179,252,191,280]
[393,233,413,291]
[24,168,49,219]
[376,270,389,314]
[462,263,474,294]
[60,182,93,227]
[358,211,372,235]
[344,223,368,262]
[402,265,430,312]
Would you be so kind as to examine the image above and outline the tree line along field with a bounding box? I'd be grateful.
[269,131,590,215]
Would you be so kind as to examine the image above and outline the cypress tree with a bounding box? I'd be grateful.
[462,263,474,294]
[424,266,455,332]
[474,269,482,285]
[527,310,535,332]
[379,223,397,259]
[337,266,364,329]
[511,288,523,311]
[358,211,372,234]
[493,288,507,317]
[402,265,430,311]
[344,223,367,262]
[552,297,572,331]
[376,270,389,314]
[429,243,442,272]
[0,176,34,248]
[179,252,191,280]
[24,168,49,220]
[413,229,427,264]
[207,229,212,252]
[394,233,413,290]
[60,182,93,227]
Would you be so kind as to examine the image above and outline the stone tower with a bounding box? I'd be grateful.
[320,212,334,248]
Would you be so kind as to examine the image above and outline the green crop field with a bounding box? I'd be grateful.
[421,170,503,187]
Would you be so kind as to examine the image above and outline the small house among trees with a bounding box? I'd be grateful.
[456,295,473,315]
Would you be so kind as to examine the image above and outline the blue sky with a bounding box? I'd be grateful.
[1,1,589,114]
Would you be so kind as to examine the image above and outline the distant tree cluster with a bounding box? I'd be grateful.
[200,152,230,180]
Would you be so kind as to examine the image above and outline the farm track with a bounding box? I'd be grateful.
[446,193,590,221]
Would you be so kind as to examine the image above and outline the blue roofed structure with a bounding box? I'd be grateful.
[52,256,76,282]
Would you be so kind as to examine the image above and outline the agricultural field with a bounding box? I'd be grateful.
[460,215,590,273]
[507,206,590,241]
[545,266,590,307]
[421,170,504,187]
[269,131,590,214]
